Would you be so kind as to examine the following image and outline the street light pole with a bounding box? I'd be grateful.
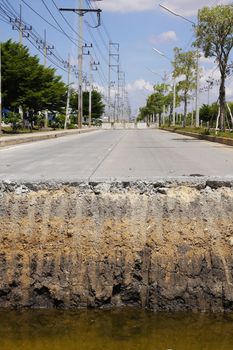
[159,4,200,127]
[152,48,176,126]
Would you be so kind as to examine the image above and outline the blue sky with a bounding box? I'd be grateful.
[0,0,231,116]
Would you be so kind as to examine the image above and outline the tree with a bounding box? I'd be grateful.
[70,89,105,123]
[195,5,233,130]
[146,84,168,125]
[83,90,105,119]
[199,103,218,126]
[172,48,196,127]
[137,106,151,122]
[138,83,178,126]
[2,40,67,120]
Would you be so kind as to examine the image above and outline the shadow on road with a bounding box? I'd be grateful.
[171,138,201,142]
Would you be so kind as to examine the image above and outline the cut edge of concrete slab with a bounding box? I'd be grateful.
[1,176,233,193]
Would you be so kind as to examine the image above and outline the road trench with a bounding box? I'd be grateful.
[0,179,233,312]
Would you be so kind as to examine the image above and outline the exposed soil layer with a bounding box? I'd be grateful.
[0,180,233,311]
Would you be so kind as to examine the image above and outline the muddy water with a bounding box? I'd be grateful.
[0,309,233,350]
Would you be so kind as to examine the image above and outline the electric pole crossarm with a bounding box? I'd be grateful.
[59,8,102,28]
[59,9,102,14]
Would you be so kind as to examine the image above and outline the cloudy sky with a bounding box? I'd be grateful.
[1,0,232,115]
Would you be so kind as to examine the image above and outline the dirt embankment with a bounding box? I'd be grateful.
[0,180,233,311]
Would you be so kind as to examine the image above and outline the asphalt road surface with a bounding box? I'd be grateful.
[0,129,233,181]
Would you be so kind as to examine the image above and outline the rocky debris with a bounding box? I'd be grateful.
[0,181,233,311]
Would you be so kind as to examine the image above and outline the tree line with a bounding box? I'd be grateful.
[1,40,105,131]
[139,4,233,131]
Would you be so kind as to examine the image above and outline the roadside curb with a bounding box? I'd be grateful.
[161,128,233,147]
[0,128,99,148]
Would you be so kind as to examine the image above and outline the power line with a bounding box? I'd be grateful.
[0,16,8,24]
[0,0,19,17]
[86,0,110,52]
[87,0,112,42]
[40,0,79,48]
[51,0,88,44]
[85,21,110,68]
[21,0,78,44]
[26,36,68,73]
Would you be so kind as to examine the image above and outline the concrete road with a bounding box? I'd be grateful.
[0,129,233,181]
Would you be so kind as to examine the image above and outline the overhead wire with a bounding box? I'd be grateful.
[40,0,79,48]
[87,0,112,42]
[21,0,78,44]
[0,16,8,24]
[0,0,18,17]
[50,0,89,44]
[21,33,69,73]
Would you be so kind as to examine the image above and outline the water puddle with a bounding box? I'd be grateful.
[0,309,233,350]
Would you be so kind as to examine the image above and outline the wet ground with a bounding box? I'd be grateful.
[0,309,233,350]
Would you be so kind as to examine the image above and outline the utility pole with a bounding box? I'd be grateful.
[78,0,83,129]
[60,1,102,129]
[19,3,23,45]
[43,30,54,67]
[108,42,119,122]
[89,60,92,128]
[89,58,99,127]
[37,30,54,68]
[12,3,32,45]
[195,48,200,127]
[117,64,120,122]
[37,30,54,128]
[110,81,115,121]
[64,54,71,129]
[119,71,125,121]
[81,43,92,126]
[113,89,117,122]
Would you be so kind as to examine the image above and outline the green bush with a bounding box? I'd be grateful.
[4,112,22,131]
[49,114,65,129]
[202,128,210,135]
[67,123,77,129]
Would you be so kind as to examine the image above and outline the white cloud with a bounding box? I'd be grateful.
[226,86,233,98]
[150,31,177,44]
[100,0,231,14]
[100,0,156,13]
[199,53,216,65]
[127,79,154,92]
